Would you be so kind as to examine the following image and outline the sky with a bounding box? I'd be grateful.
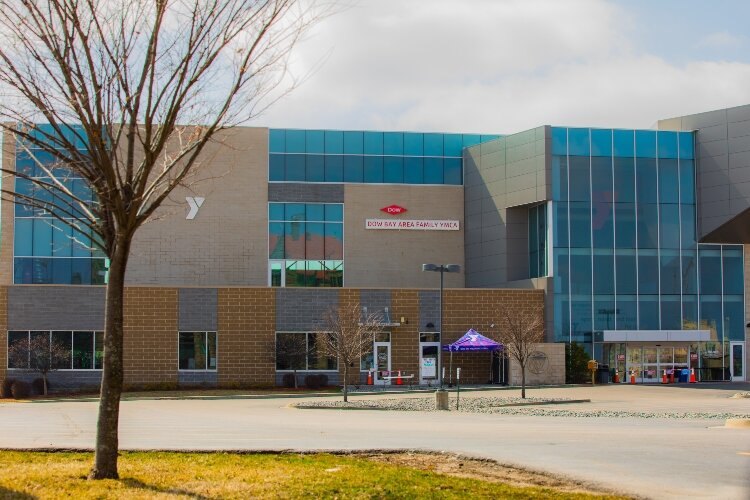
[259,0,750,134]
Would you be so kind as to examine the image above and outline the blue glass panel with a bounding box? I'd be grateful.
[305,222,325,259]
[32,219,52,256]
[404,157,423,184]
[657,131,679,159]
[324,155,343,182]
[593,253,614,294]
[660,296,681,329]
[679,160,695,204]
[699,246,722,294]
[71,227,91,257]
[567,128,590,156]
[570,300,592,344]
[724,298,745,340]
[424,133,443,156]
[554,248,569,294]
[660,251,681,294]
[638,295,659,329]
[324,223,343,259]
[570,251,591,294]
[363,156,383,183]
[444,158,462,185]
[659,204,680,248]
[343,155,363,182]
[682,294,698,329]
[614,203,636,248]
[305,130,324,154]
[678,132,694,159]
[551,127,567,156]
[658,159,679,203]
[555,202,568,247]
[324,130,343,154]
[638,252,659,294]
[568,156,590,201]
[403,133,423,156]
[552,156,568,201]
[616,296,637,330]
[363,131,383,155]
[305,204,325,221]
[52,219,72,257]
[613,129,635,157]
[324,204,343,222]
[14,218,33,256]
[285,203,305,221]
[72,179,92,204]
[682,250,698,294]
[590,129,612,156]
[615,251,637,294]
[569,202,591,248]
[722,247,744,295]
[462,134,481,148]
[443,134,463,157]
[680,205,696,247]
[637,204,658,248]
[51,257,71,284]
[269,154,284,181]
[268,222,284,258]
[269,129,285,153]
[284,221,305,259]
[343,131,363,154]
[285,155,305,181]
[383,157,404,183]
[553,294,569,341]
[592,202,613,248]
[529,207,539,278]
[635,158,657,203]
[285,130,305,153]
[699,297,722,340]
[14,177,35,216]
[593,296,615,330]
[14,257,32,283]
[306,154,325,182]
[71,258,91,285]
[423,158,443,184]
[591,156,612,200]
[383,132,403,155]
[635,130,656,158]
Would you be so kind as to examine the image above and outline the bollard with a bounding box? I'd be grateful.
[435,389,449,410]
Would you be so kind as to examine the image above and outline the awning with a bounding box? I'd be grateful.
[442,329,502,352]
[601,330,711,342]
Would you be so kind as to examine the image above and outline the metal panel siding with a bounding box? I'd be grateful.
[8,286,105,330]
[275,288,339,331]
[178,288,218,331]
[418,290,440,331]
[268,183,344,203]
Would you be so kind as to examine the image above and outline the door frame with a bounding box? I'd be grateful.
[418,342,441,385]
[373,341,391,385]
[730,341,745,381]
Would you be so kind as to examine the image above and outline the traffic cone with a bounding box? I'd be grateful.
[661,370,667,384]
[669,370,675,384]
[367,370,373,385]
[396,371,403,385]
[613,371,620,384]
[630,370,636,384]
[689,368,697,384]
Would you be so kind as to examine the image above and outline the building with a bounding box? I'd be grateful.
[1,103,748,390]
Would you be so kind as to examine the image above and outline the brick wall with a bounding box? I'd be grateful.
[123,287,178,387]
[0,132,15,286]
[0,287,7,382]
[217,288,275,387]
[390,290,420,378]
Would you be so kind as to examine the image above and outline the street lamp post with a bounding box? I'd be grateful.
[422,263,461,387]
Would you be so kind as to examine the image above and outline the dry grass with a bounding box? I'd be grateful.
[0,451,630,499]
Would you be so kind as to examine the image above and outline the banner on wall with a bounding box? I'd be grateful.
[365,219,459,230]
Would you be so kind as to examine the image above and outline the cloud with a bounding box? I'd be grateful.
[697,31,747,50]
[258,0,750,133]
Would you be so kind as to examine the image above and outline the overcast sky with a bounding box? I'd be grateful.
[260,0,750,134]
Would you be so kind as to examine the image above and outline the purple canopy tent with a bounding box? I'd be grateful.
[442,329,502,385]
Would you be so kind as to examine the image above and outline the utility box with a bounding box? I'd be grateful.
[435,389,449,410]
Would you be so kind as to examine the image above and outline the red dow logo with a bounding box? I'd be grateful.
[381,204,407,215]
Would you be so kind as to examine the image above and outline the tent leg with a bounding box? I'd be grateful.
[449,351,453,386]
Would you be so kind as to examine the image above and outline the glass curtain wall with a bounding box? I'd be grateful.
[528,203,547,278]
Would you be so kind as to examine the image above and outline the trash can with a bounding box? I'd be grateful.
[597,364,610,384]
[679,369,689,383]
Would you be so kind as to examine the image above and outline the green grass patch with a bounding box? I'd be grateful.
[0,451,625,499]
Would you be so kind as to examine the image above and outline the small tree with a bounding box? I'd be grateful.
[270,332,311,388]
[493,305,545,398]
[7,334,70,395]
[315,302,384,402]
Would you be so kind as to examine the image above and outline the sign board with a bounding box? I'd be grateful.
[381,204,407,215]
[421,358,436,377]
[617,354,625,362]
[365,219,460,230]
[690,352,698,361]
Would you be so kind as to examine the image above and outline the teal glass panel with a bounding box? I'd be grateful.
[590,129,612,156]
[423,157,443,184]
[343,131,363,154]
[306,130,324,154]
[553,248,569,293]
[269,203,284,221]
[682,294,698,329]
[324,130,343,154]
[724,298,744,340]
[324,223,343,259]
[403,133,423,156]
[305,204,324,221]
[569,202,591,247]
[305,222,325,259]
[285,155,305,181]
[616,296,637,330]
[570,250,591,294]
[635,130,657,158]
[660,251,681,294]
[71,258,91,285]
[613,129,635,157]
[567,128,590,156]
[660,295,681,329]
[268,222,284,258]
[71,227,91,257]
[52,219,72,257]
[682,250,698,294]
[462,134,481,148]
[285,130,305,153]
[591,156,612,200]
[285,260,306,287]
[679,160,695,203]
[638,295,659,330]
[269,154,284,181]
[363,156,383,183]
[699,246,722,294]
[551,127,567,156]
[615,251,637,294]
[553,294,569,340]
[383,132,404,155]
[552,156,568,201]
[404,157,423,184]
[481,135,500,142]
[383,157,404,183]
[305,260,324,287]
[614,203,636,248]
[443,134,463,157]
[444,158,462,185]
[363,131,383,155]
[594,296,617,330]
[659,204,680,248]
[284,222,305,259]
[270,261,282,287]
[269,129,285,153]
[699,297,722,339]
[52,258,71,284]
[657,131,679,159]
[636,204,659,248]
[555,202,568,247]
[343,155,363,182]
[529,207,539,278]
[593,253,614,294]
[658,159,679,203]
[306,154,324,182]
[592,202,613,248]
[678,132,694,159]
[285,203,305,221]
[638,252,659,294]
[324,155,343,182]
[14,178,35,216]
[32,219,53,256]
[636,158,657,202]
[424,133,443,156]
[570,300,592,344]
[722,246,744,295]
[324,204,343,222]
[568,156,590,201]
[680,205,696,247]
[14,218,33,256]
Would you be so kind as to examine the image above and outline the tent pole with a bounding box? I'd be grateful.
[449,351,453,386]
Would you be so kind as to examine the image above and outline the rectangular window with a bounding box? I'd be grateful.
[7,330,102,370]
[275,332,337,371]
[178,332,217,370]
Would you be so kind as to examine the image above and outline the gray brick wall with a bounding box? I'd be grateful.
[268,183,344,203]
[6,370,102,392]
[178,371,218,386]
[275,288,339,331]
[360,289,391,320]
[178,288,218,331]
[419,290,440,331]
[8,286,105,330]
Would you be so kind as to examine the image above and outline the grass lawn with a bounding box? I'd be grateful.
[0,451,628,499]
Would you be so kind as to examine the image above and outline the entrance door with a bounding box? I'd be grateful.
[730,342,745,381]
[419,342,440,385]
[373,342,391,385]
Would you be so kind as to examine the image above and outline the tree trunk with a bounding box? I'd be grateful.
[521,362,526,399]
[89,238,130,480]
[293,369,298,389]
[342,365,348,402]
[43,373,48,396]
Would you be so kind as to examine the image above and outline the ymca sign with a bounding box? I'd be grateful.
[365,219,460,230]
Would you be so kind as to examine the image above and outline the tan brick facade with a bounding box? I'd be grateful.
[390,289,420,378]
[0,132,15,286]
[0,287,6,382]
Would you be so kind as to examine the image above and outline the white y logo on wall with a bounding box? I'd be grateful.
[186,196,205,220]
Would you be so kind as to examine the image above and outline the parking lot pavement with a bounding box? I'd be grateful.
[1,384,749,499]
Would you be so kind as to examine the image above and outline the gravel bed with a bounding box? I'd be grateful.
[731,392,750,399]
[295,396,750,420]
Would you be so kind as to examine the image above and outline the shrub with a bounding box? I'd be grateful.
[304,374,322,389]
[281,373,297,388]
[11,380,32,399]
[32,378,49,395]
[316,373,329,387]
[566,341,590,384]
[1,378,16,399]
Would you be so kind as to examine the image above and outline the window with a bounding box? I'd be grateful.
[7,331,103,370]
[178,332,217,370]
[275,332,337,371]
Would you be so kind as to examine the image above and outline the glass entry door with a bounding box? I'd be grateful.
[730,342,745,381]
[626,345,690,383]
[419,343,440,385]
[373,342,391,385]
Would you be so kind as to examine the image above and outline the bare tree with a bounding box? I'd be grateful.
[493,305,545,398]
[271,332,311,388]
[0,0,323,479]
[8,333,70,396]
[315,302,384,402]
